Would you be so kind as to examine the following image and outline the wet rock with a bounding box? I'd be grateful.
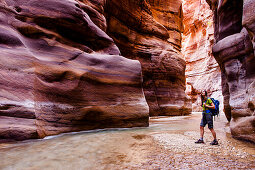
[207,0,255,143]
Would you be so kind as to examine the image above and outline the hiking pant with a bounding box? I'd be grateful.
[200,112,213,129]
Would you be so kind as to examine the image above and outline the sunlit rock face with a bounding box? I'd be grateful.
[0,0,149,140]
[183,0,223,112]
[207,0,255,143]
[106,0,191,116]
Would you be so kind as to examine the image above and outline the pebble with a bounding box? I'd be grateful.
[150,132,255,169]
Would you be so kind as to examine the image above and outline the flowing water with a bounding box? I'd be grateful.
[1,113,255,169]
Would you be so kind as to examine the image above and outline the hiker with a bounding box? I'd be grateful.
[195,90,218,145]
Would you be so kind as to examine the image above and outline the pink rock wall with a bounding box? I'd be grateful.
[207,0,255,143]
[0,0,149,140]
[183,0,223,112]
[0,0,191,141]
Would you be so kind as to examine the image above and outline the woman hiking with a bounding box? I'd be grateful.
[195,90,218,145]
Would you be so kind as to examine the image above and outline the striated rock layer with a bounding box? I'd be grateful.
[183,0,223,112]
[0,0,191,141]
[207,0,255,143]
[106,0,191,116]
[0,0,149,140]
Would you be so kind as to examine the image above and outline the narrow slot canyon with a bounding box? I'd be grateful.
[0,0,255,169]
[183,0,255,144]
[183,0,223,113]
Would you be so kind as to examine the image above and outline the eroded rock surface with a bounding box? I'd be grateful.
[207,0,255,143]
[0,0,191,141]
[183,0,223,112]
[106,0,191,116]
[0,0,149,140]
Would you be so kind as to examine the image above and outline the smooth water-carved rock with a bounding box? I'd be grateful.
[0,0,149,140]
[207,0,255,143]
[0,0,192,141]
[183,0,223,112]
[106,0,191,116]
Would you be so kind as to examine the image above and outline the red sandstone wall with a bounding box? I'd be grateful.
[0,0,191,141]
[106,0,191,116]
[0,0,149,140]
[182,0,223,112]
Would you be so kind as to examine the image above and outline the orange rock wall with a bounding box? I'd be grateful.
[182,0,223,112]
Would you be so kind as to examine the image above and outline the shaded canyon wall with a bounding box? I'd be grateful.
[0,0,149,141]
[0,0,191,141]
[207,0,255,143]
[183,0,223,112]
[106,0,191,116]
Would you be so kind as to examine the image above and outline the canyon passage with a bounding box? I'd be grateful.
[0,0,255,168]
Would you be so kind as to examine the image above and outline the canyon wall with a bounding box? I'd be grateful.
[0,0,190,141]
[0,0,149,141]
[106,0,191,116]
[207,0,255,143]
[183,0,223,112]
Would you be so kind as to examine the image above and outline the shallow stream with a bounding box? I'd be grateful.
[1,113,255,169]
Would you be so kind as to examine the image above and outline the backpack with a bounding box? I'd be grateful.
[209,98,220,117]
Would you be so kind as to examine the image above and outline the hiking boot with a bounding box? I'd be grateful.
[210,139,218,145]
[195,139,204,144]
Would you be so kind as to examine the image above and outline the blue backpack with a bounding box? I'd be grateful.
[209,98,220,117]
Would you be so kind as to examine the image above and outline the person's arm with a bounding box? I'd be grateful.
[205,99,215,109]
